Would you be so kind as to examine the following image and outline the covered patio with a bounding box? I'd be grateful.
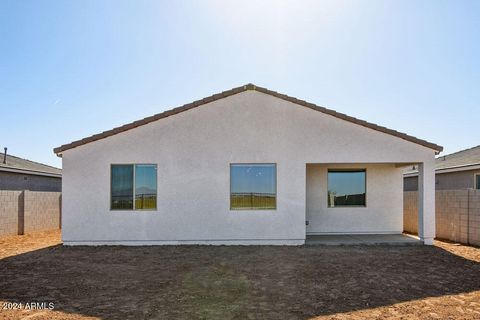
[305,162,435,245]
[305,233,422,246]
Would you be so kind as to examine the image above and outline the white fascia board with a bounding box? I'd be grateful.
[0,166,62,178]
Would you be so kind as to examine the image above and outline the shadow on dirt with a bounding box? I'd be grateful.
[1,244,479,319]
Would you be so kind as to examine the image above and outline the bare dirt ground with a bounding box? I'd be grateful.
[0,231,479,320]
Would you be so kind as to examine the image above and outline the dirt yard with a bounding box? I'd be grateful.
[0,231,479,320]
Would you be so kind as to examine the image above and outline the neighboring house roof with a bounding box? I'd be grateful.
[54,83,443,155]
[404,145,480,176]
[0,153,62,177]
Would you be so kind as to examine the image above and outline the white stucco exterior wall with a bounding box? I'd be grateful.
[418,160,436,244]
[60,90,437,245]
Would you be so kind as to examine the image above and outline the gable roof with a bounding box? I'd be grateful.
[54,83,443,155]
[436,145,480,170]
[405,145,480,175]
[0,153,62,177]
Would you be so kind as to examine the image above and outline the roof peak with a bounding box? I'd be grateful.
[54,84,443,154]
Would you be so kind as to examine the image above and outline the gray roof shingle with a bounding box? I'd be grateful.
[0,153,61,176]
[405,145,480,174]
[435,145,480,170]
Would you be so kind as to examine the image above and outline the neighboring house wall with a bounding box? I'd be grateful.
[404,169,480,191]
[404,190,480,246]
[436,170,480,190]
[61,91,436,245]
[0,190,61,237]
[0,171,61,192]
[404,176,418,191]
[306,163,403,234]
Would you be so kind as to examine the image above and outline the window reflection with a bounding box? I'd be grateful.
[328,170,366,207]
[111,165,134,210]
[230,164,276,210]
[111,164,157,210]
[135,164,157,209]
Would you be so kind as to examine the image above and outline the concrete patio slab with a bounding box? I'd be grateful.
[305,234,423,246]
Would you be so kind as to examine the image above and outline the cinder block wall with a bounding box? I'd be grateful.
[0,190,24,236]
[0,190,61,237]
[404,189,480,246]
[24,191,61,233]
[403,191,418,234]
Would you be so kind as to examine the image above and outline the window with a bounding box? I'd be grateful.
[111,165,134,210]
[111,164,157,210]
[134,164,157,209]
[328,169,366,207]
[475,174,480,190]
[230,164,276,210]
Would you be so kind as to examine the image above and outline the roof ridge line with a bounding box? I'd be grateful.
[253,84,442,152]
[54,83,443,154]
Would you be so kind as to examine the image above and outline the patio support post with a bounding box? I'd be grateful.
[418,161,435,245]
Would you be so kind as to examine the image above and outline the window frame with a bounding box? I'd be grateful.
[110,163,158,211]
[475,173,480,190]
[229,163,277,211]
[327,168,367,208]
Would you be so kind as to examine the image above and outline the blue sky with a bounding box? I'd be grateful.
[1,0,479,168]
[231,165,276,194]
[328,171,365,196]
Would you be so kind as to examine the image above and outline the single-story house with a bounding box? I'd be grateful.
[0,148,62,191]
[54,84,442,245]
[404,145,480,191]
